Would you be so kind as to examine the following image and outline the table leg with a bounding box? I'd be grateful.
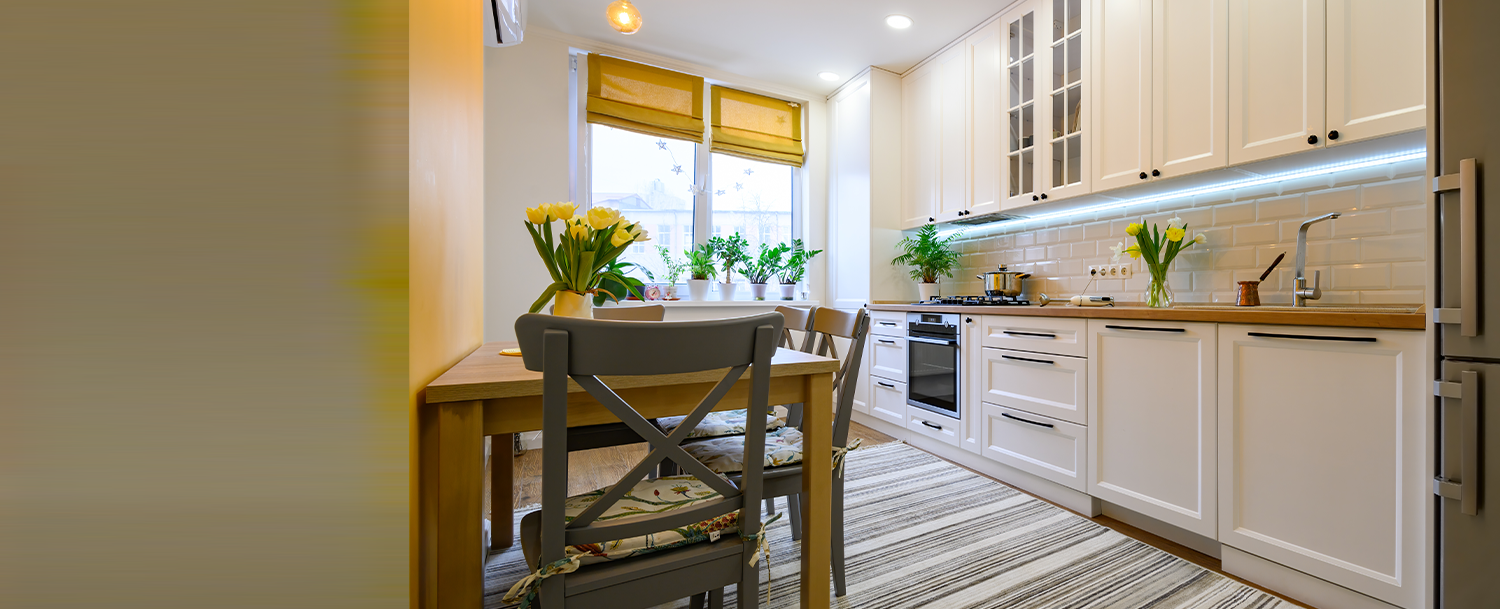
[800,372,833,609]
[489,433,515,549]
[420,400,484,609]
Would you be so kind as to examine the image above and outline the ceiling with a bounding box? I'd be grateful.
[528,0,1014,97]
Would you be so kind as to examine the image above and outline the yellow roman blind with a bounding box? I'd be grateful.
[710,86,804,167]
[586,54,705,142]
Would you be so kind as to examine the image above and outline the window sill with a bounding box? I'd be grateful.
[602,299,819,308]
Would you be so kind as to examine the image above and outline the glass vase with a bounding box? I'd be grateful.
[1145,268,1174,308]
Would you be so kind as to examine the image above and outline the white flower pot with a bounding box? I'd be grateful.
[717,282,737,301]
[917,282,940,301]
[687,279,711,301]
[749,283,769,300]
[778,284,797,300]
[665,284,679,299]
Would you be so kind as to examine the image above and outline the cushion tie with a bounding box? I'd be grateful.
[502,554,584,609]
[742,511,783,609]
[832,438,862,479]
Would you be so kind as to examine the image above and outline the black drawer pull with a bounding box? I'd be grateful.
[1002,412,1054,429]
[1105,325,1186,333]
[876,381,895,389]
[877,339,897,344]
[878,321,898,326]
[1001,354,1055,365]
[920,420,944,430]
[1003,330,1057,339]
[1247,332,1376,343]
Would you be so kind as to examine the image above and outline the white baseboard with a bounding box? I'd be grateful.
[1100,501,1222,559]
[1222,546,1401,609]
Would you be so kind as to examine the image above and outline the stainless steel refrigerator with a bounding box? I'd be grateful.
[1433,1,1500,606]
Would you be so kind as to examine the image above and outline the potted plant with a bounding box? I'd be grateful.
[708,233,750,301]
[776,239,823,300]
[739,242,788,301]
[683,242,716,301]
[655,245,685,299]
[892,224,961,301]
[523,202,650,317]
[1110,216,1207,308]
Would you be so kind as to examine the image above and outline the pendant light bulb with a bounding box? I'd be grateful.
[606,0,643,35]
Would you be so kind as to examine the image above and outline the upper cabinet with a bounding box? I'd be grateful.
[901,64,939,227]
[967,22,1005,219]
[1093,0,1227,191]
[1003,0,1092,211]
[1229,0,1425,165]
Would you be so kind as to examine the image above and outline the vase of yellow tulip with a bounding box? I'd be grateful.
[1110,216,1206,309]
[523,202,651,318]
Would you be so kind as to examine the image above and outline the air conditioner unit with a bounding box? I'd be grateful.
[484,0,526,47]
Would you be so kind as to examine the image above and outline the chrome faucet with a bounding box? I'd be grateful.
[1293,213,1340,307]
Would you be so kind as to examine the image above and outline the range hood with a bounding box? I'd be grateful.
[950,211,1029,226]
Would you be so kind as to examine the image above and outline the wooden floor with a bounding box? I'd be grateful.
[485,420,1315,609]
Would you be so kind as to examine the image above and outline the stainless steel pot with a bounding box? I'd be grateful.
[976,265,1031,297]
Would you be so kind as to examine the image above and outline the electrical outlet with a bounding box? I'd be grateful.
[1118,262,1133,278]
[1088,265,1101,277]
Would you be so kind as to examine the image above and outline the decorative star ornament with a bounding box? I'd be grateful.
[743,168,755,176]
[715,189,725,196]
[734,183,744,191]
[671,164,683,175]
[775,116,786,125]
[656,140,668,150]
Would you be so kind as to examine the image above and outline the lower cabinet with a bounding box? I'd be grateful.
[1217,324,1426,609]
[1087,320,1218,539]
[869,377,907,427]
[980,403,1088,492]
[908,410,961,448]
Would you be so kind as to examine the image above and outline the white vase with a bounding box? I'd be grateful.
[665,284,679,299]
[778,284,797,300]
[687,279,711,301]
[917,282,940,301]
[717,282,737,301]
[553,290,592,318]
[749,283,769,300]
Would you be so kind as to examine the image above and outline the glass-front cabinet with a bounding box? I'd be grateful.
[1001,0,1090,211]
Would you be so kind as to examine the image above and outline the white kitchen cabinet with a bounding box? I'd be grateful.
[961,314,983,454]
[1324,0,1425,144]
[1004,0,1092,211]
[981,346,1087,425]
[1093,0,1227,189]
[908,409,961,448]
[1227,0,1326,165]
[937,45,967,222]
[901,64,939,228]
[979,315,1088,358]
[981,403,1088,492]
[1087,320,1218,539]
[966,21,1005,219]
[1217,324,1426,609]
[869,376,907,428]
[828,69,906,307]
[870,335,907,381]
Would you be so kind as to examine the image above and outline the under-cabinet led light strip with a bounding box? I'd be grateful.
[940,149,1428,239]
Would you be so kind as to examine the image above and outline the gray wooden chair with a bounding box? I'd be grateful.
[674,307,870,597]
[509,312,782,609]
[591,304,666,321]
[559,303,670,451]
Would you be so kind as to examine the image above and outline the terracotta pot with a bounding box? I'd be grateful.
[553,290,592,318]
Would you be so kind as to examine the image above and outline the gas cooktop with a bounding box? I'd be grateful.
[913,295,1032,306]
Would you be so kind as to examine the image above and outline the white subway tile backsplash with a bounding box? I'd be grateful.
[1360,233,1424,262]
[1256,194,1306,221]
[1047,244,1070,259]
[1211,247,1257,269]
[1360,290,1425,304]
[1016,232,1036,247]
[1361,177,1424,209]
[1391,262,1425,289]
[1306,186,1360,215]
[1024,246,1047,261]
[1214,202,1256,225]
[1302,239,1361,266]
[1279,217,1331,241]
[1234,222,1280,246]
[1331,209,1391,237]
[1391,204,1426,233]
[1036,228,1059,244]
[1059,225,1085,243]
[1331,264,1390,290]
[1193,270,1236,294]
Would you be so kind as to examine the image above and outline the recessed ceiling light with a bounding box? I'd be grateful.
[886,14,913,29]
[819,72,840,81]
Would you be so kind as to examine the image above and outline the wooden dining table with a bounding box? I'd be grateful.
[420,339,841,609]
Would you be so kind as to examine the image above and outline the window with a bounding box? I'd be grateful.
[711,154,793,257]
[589,124,696,281]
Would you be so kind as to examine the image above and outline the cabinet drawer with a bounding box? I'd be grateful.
[980,347,1087,425]
[870,335,907,380]
[870,311,905,337]
[869,377,907,427]
[980,404,1087,492]
[980,316,1088,357]
[907,411,961,447]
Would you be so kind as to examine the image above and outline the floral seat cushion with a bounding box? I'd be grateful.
[543,475,740,566]
[680,427,805,475]
[655,406,787,440]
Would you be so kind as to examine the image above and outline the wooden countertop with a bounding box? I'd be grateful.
[869,302,1426,330]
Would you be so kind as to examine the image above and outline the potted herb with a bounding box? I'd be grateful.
[708,233,750,301]
[592,259,650,306]
[892,224,961,301]
[655,245,685,299]
[684,242,716,301]
[776,239,823,300]
[739,242,788,301]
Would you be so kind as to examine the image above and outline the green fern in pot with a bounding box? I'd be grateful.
[892,224,961,301]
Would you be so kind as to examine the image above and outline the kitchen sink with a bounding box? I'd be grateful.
[1171,304,1422,314]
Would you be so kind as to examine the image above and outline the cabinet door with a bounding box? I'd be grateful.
[1000,0,1044,210]
[981,347,1087,425]
[961,315,983,454]
[870,335,907,381]
[1227,0,1326,165]
[869,376,907,428]
[901,66,939,228]
[1218,325,1426,609]
[1151,0,1227,178]
[936,45,968,223]
[1090,0,1152,192]
[1043,0,1091,201]
[981,403,1088,491]
[1087,320,1217,539]
[1325,0,1425,144]
[967,22,1004,218]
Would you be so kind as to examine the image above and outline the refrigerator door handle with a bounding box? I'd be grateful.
[1432,158,1478,337]
[1434,370,1480,516]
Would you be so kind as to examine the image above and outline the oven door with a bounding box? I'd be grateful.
[906,333,960,419]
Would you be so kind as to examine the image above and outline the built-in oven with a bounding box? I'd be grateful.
[906,312,961,420]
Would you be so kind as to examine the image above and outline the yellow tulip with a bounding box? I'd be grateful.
[628,223,650,242]
[587,206,622,230]
[524,205,548,224]
[568,219,589,240]
[610,227,633,247]
[1193,233,1207,245]
[538,202,556,222]
[552,201,577,221]
[1165,227,1185,242]
[1126,223,1143,237]
[1125,244,1142,259]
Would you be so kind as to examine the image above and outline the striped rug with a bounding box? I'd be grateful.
[484,441,1298,609]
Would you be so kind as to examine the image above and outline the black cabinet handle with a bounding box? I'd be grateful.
[1002,412,1054,429]
[1003,330,1056,338]
[1040,193,1049,200]
[965,317,973,324]
[877,321,897,326]
[1308,134,1319,145]
[1032,195,1040,201]
[1105,324,1186,333]
[1002,354,1055,365]
[876,381,895,389]
[920,420,944,430]
[1247,331,1375,343]
[928,217,935,222]
[1328,130,1340,141]
[1151,169,1161,177]
[1139,172,1148,180]
[877,339,896,344]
